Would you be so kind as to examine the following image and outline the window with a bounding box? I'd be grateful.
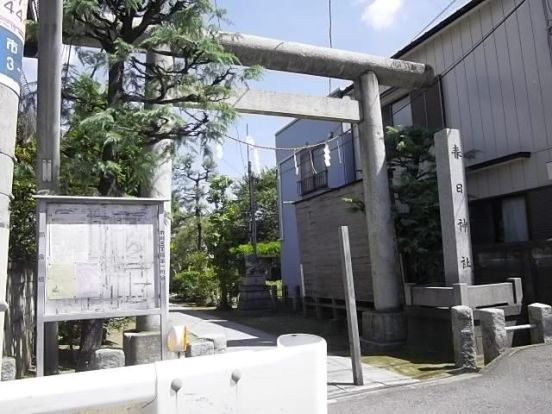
[391,96,413,127]
[382,80,445,130]
[470,195,529,244]
[298,145,328,196]
[501,197,529,242]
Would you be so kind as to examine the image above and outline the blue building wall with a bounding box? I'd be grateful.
[276,119,356,293]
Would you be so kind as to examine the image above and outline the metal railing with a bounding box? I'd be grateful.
[298,170,328,196]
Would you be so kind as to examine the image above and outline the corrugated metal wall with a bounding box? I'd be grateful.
[402,0,552,199]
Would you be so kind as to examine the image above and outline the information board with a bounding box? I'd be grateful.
[35,196,168,376]
[0,0,27,94]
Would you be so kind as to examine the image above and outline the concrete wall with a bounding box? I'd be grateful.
[400,0,552,199]
[276,119,355,291]
[294,181,373,302]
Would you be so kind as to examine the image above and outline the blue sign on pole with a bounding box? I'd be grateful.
[0,24,23,92]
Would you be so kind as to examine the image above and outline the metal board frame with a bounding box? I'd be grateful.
[35,196,168,376]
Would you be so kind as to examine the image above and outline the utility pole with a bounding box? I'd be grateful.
[238,128,272,312]
[246,126,257,257]
[37,1,63,375]
[0,1,29,373]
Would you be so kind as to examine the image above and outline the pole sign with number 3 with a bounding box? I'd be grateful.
[0,0,28,95]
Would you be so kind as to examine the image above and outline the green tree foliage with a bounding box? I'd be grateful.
[62,0,260,196]
[204,174,242,309]
[170,150,216,303]
[344,127,443,284]
[232,241,281,258]
[61,75,160,196]
[232,167,279,242]
[9,89,37,265]
[10,140,37,265]
[170,251,218,305]
[172,152,215,249]
[386,127,443,284]
[56,0,259,369]
[171,158,280,308]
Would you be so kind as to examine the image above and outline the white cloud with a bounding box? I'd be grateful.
[359,0,403,31]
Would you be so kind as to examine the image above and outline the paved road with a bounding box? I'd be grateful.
[169,306,277,351]
[329,344,552,414]
[169,307,416,397]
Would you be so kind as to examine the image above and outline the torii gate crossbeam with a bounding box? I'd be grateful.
[219,32,433,88]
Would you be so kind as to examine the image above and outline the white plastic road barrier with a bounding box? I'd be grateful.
[0,334,327,414]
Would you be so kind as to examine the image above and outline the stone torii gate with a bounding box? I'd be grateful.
[215,32,434,346]
[34,27,434,348]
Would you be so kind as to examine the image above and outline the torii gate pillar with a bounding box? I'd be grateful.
[355,72,405,349]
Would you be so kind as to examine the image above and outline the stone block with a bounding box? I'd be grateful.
[123,330,161,366]
[238,281,273,312]
[528,303,552,344]
[185,339,215,357]
[451,306,476,371]
[1,357,16,381]
[362,310,406,345]
[90,348,125,370]
[198,333,227,354]
[136,315,160,331]
[479,308,507,365]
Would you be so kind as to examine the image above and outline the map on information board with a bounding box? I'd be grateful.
[43,202,161,316]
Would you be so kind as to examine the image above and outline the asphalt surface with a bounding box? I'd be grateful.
[329,344,552,414]
[170,307,417,397]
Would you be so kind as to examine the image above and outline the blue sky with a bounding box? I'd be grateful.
[215,0,471,178]
[22,0,471,179]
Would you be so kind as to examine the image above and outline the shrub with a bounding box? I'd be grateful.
[232,241,281,257]
[171,268,219,305]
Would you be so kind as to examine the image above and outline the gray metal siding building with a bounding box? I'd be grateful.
[276,0,552,302]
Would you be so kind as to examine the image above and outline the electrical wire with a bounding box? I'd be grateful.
[219,157,244,178]
[223,125,350,152]
[328,0,334,94]
[412,0,459,41]
[278,138,354,176]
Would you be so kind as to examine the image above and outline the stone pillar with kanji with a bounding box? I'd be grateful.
[435,129,474,286]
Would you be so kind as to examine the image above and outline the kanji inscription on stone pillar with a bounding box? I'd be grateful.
[435,129,473,286]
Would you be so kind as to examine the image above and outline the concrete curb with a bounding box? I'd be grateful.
[479,343,551,375]
[329,371,481,404]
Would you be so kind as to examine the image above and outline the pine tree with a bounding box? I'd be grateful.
[60,0,259,370]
